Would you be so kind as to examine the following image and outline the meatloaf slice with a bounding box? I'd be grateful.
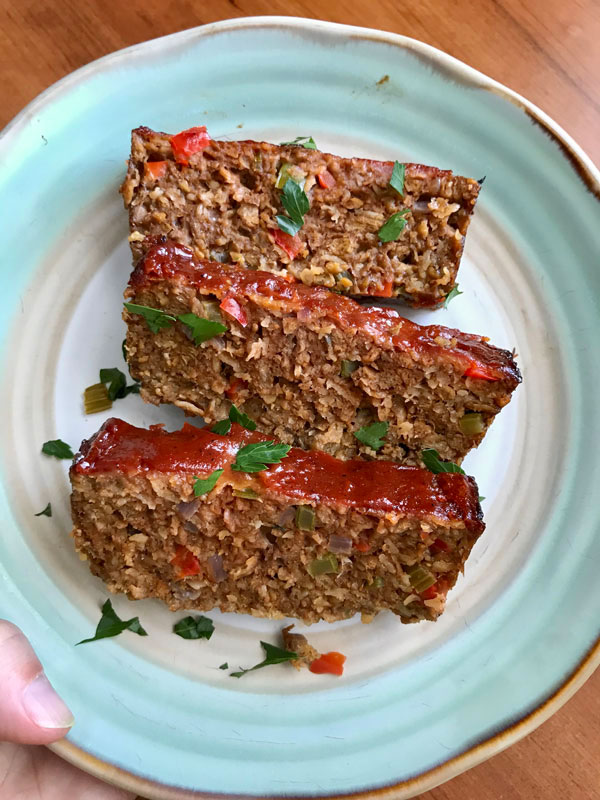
[123,238,521,465]
[70,419,485,625]
[121,125,481,307]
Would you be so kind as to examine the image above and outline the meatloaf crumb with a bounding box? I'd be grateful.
[121,126,481,307]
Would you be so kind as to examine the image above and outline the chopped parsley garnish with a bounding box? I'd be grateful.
[230,641,298,678]
[211,403,256,435]
[122,338,127,361]
[389,161,405,196]
[99,367,140,400]
[478,496,486,502]
[173,615,214,640]
[443,285,463,308]
[193,469,224,496]
[219,662,229,670]
[378,210,410,243]
[276,178,310,237]
[232,440,291,473]
[421,448,465,475]
[124,303,226,344]
[124,302,176,333]
[478,175,486,185]
[177,312,227,345]
[41,439,74,459]
[76,599,147,645]
[354,421,389,451]
[34,503,52,518]
[280,135,317,150]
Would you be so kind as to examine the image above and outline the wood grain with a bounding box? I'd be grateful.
[1,2,598,799]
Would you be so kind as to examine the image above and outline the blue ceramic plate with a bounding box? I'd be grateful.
[0,17,598,800]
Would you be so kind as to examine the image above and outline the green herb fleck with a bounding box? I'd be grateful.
[76,599,147,645]
[276,178,310,236]
[228,403,256,431]
[219,662,229,670]
[173,615,214,640]
[443,285,464,308]
[421,448,465,475]
[390,161,405,196]
[478,495,486,502]
[124,302,176,334]
[280,135,317,150]
[122,338,127,361]
[354,421,389,451]
[193,469,224,496]
[35,503,52,518]
[378,210,410,243]
[211,419,232,435]
[177,312,227,345]
[232,441,291,473]
[230,641,298,678]
[42,439,74,460]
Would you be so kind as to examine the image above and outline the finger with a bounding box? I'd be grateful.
[0,621,74,744]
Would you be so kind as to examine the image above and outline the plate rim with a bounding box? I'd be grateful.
[3,14,599,800]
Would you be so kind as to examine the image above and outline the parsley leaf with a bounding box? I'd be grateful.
[277,178,310,236]
[232,441,291,473]
[219,662,229,670]
[421,448,465,475]
[76,599,147,645]
[378,210,410,243]
[230,641,298,678]
[390,161,405,196]
[193,469,224,496]
[124,302,176,334]
[478,495,486,502]
[211,419,232,435]
[280,135,317,150]
[178,312,227,345]
[173,615,214,640]
[42,439,74,459]
[228,403,256,431]
[35,503,52,518]
[98,367,140,401]
[354,421,389,451]
[443,285,463,308]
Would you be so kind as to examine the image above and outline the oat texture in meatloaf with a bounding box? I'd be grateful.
[70,419,485,625]
[121,125,481,307]
[123,239,521,465]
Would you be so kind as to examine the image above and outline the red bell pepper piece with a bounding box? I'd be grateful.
[169,126,211,166]
[353,538,370,553]
[219,297,248,327]
[309,651,346,676]
[432,537,450,552]
[225,377,247,400]
[170,545,202,579]
[420,584,439,601]
[370,280,394,298]
[271,228,304,260]
[144,161,168,180]
[316,169,336,189]
[463,363,499,381]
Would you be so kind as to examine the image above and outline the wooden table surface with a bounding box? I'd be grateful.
[1,1,598,799]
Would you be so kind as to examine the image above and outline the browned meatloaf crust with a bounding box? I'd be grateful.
[70,419,485,625]
[121,125,481,307]
[123,238,521,465]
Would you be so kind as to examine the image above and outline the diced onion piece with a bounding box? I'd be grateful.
[207,554,227,582]
[295,505,315,531]
[340,360,360,378]
[233,488,260,499]
[83,383,112,414]
[278,506,296,527]
[309,651,346,676]
[307,553,339,577]
[459,412,485,435]
[176,498,202,520]
[406,564,436,593]
[328,534,352,555]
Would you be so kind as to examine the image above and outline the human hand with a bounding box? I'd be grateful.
[0,620,135,799]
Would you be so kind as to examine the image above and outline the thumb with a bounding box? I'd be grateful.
[0,620,74,744]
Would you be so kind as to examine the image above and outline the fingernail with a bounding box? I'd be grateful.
[22,673,75,729]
